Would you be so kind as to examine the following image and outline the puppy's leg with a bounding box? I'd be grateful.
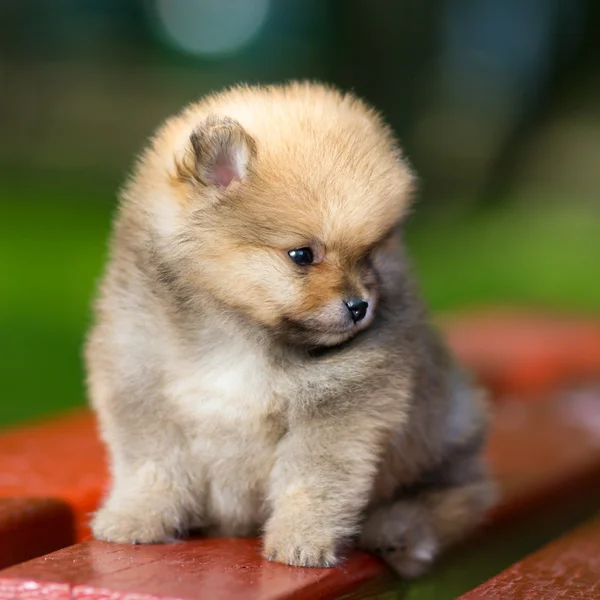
[92,456,200,544]
[90,403,202,544]
[264,415,386,568]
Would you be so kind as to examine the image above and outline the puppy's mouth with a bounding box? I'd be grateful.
[279,307,375,348]
[278,321,358,348]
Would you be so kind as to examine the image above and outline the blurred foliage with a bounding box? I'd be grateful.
[1,0,599,424]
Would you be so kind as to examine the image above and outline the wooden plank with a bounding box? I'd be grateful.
[443,310,600,397]
[2,387,600,600]
[0,498,74,570]
[459,513,600,599]
[0,411,107,541]
[0,539,387,600]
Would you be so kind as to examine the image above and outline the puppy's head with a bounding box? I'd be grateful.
[147,83,414,347]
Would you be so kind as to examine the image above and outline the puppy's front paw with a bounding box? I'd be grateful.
[360,501,439,579]
[263,522,338,568]
[91,505,178,544]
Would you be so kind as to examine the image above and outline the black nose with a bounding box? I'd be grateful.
[345,298,369,323]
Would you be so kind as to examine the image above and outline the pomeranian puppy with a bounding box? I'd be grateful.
[86,82,495,578]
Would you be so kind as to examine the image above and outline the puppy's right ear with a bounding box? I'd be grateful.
[176,116,256,188]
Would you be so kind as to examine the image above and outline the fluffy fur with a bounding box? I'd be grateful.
[85,82,495,578]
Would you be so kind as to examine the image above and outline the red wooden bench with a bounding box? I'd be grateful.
[0,309,599,599]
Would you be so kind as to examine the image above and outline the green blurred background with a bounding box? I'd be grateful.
[1,0,599,427]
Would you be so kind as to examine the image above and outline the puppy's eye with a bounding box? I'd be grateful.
[288,247,314,266]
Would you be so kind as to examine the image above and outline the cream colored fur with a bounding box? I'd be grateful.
[86,82,495,578]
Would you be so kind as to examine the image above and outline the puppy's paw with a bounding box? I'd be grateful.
[263,523,338,568]
[360,501,439,579]
[91,505,178,544]
[371,531,438,579]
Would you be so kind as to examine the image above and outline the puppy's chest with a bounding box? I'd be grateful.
[167,335,283,433]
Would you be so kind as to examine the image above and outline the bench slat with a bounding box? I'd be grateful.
[0,539,386,600]
[460,513,600,599]
[444,311,600,397]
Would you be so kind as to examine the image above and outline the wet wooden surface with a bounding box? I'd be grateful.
[0,539,387,600]
[460,513,600,599]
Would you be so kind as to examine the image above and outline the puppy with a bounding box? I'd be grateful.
[86,82,495,578]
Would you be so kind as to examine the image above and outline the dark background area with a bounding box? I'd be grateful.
[1,0,599,425]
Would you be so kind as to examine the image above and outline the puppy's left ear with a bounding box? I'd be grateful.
[176,115,256,188]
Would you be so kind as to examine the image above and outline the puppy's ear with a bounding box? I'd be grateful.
[177,116,256,188]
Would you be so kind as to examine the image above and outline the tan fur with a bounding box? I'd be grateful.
[85,82,495,578]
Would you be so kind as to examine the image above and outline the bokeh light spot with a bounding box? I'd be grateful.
[155,0,270,57]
